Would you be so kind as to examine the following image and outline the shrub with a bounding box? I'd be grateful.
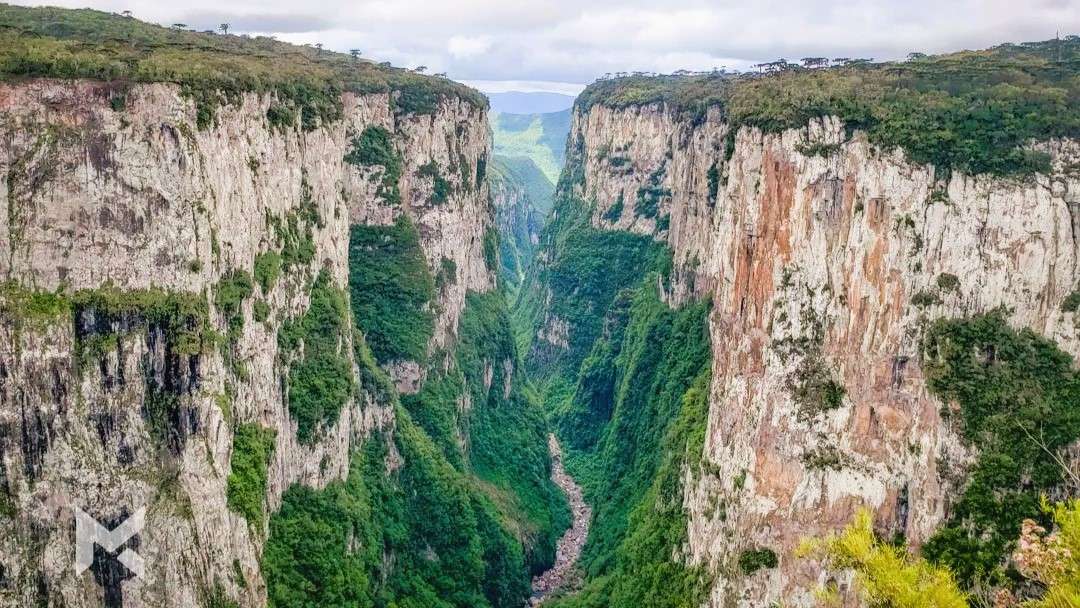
[253,252,282,293]
[799,509,967,607]
[936,273,960,292]
[226,424,276,526]
[706,162,720,205]
[280,270,355,444]
[419,161,451,204]
[253,300,270,323]
[345,126,402,205]
[602,194,624,222]
[483,228,500,273]
[436,257,457,289]
[911,289,942,308]
[348,216,435,364]
[738,548,778,575]
[1062,288,1080,313]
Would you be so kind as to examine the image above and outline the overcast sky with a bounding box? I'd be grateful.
[12,0,1080,94]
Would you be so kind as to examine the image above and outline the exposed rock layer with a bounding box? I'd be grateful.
[0,79,494,607]
[557,101,1080,606]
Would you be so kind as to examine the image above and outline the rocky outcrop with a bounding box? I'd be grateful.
[557,100,1080,606]
[0,77,494,607]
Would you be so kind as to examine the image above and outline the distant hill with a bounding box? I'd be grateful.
[487,91,576,114]
[493,156,555,215]
[490,109,572,184]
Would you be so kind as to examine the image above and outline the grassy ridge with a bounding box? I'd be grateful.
[0,4,486,125]
[576,37,1080,176]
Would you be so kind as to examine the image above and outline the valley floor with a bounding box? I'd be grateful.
[529,435,591,605]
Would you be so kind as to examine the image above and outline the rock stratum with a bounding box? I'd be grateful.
[0,6,565,608]
[519,38,1080,607]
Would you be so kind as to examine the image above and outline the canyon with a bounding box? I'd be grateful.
[1,5,1079,608]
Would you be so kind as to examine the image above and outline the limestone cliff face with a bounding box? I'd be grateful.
[562,101,1080,606]
[490,158,547,286]
[0,78,493,607]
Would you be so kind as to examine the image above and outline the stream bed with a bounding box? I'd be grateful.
[528,434,591,606]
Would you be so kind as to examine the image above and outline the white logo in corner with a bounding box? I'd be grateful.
[74,507,146,579]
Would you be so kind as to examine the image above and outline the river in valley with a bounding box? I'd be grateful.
[528,434,591,606]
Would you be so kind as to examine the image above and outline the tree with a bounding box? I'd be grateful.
[171,23,187,30]
[414,65,427,73]
[349,49,361,60]
[120,10,132,17]
[801,57,829,68]
[798,509,968,608]
[907,52,928,61]
[219,23,229,35]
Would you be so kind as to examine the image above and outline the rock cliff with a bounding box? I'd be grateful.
[525,41,1080,607]
[0,11,510,605]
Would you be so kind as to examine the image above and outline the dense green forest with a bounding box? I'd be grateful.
[261,212,568,607]
[510,128,716,606]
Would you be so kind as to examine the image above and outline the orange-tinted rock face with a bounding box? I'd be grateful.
[570,104,1080,606]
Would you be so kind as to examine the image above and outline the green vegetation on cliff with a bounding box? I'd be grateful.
[576,37,1080,176]
[490,156,553,290]
[226,423,276,527]
[920,311,1080,589]
[265,203,566,607]
[514,134,714,604]
[348,216,436,364]
[264,286,568,607]
[0,4,486,129]
[278,270,356,444]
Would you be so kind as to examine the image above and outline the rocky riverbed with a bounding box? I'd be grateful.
[529,434,591,606]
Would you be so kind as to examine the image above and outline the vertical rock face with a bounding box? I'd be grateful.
[556,99,1080,605]
[0,78,494,607]
[489,157,551,287]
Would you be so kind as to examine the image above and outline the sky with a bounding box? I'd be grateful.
[11,0,1080,94]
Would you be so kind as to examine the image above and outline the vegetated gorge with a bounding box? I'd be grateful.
[0,5,1079,608]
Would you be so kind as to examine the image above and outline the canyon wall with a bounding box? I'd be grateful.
[545,100,1080,606]
[0,77,494,607]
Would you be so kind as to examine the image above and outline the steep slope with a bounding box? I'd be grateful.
[519,39,1080,607]
[491,110,572,184]
[490,157,553,289]
[0,6,563,608]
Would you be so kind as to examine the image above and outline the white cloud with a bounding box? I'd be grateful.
[448,35,492,58]
[460,80,586,95]
[9,0,1080,87]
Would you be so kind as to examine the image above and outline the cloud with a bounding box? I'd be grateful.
[448,35,492,58]
[9,0,1080,88]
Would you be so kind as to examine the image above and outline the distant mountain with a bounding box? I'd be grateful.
[490,109,572,184]
[487,91,576,114]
